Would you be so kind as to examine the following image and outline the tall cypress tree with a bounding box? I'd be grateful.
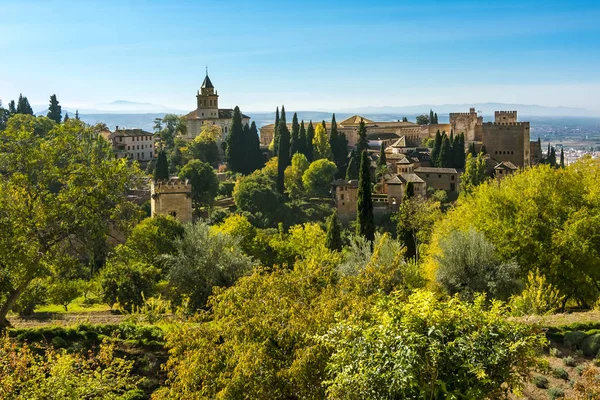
[154,150,169,181]
[75,110,80,120]
[345,150,359,180]
[356,118,369,155]
[480,145,487,155]
[457,133,466,169]
[378,145,387,168]
[433,112,438,124]
[560,147,565,168]
[290,112,300,156]
[226,106,245,173]
[325,210,342,251]
[298,120,307,157]
[356,151,375,242]
[429,109,434,125]
[47,94,62,123]
[16,94,33,115]
[305,120,315,162]
[438,133,451,168]
[273,106,280,154]
[8,100,16,114]
[249,121,265,173]
[330,113,348,177]
[276,109,291,194]
[549,147,557,167]
[431,130,442,167]
[64,112,70,121]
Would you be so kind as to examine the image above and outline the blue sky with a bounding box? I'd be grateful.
[1,0,600,112]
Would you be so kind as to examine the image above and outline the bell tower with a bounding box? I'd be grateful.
[195,68,219,118]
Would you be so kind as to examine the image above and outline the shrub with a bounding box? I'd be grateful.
[99,261,160,312]
[547,387,564,400]
[509,269,565,316]
[550,347,563,358]
[572,364,600,398]
[564,331,587,349]
[533,374,549,389]
[563,356,577,367]
[582,333,600,357]
[553,367,569,380]
[575,365,585,376]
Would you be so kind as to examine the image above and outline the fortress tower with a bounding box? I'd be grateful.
[151,178,193,223]
[495,111,518,123]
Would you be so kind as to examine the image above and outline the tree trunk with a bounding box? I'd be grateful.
[0,278,32,328]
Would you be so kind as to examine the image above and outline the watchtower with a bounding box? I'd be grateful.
[494,111,518,123]
[150,178,193,223]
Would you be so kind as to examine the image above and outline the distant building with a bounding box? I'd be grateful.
[414,167,460,193]
[493,161,518,178]
[151,178,193,223]
[101,127,156,167]
[183,72,250,141]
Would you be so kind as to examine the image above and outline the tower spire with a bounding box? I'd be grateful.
[206,65,208,76]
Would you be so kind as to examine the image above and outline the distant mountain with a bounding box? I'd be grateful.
[33,100,186,115]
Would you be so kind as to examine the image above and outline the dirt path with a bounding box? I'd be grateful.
[8,311,126,328]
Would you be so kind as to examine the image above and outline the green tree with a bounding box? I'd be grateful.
[325,210,342,251]
[560,147,565,168]
[122,215,184,266]
[395,196,441,261]
[289,112,300,156]
[47,94,62,123]
[548,146,557,167]
[460,152,486,194]
[233,168,283,225]
[99,260,159,311]
[438,132,452,167]
[16,94,33,115]
[302,158,337,197]
[247,121,265,173]
[433,112,438,124]
[226,106,245,173]
[356,118,369,155]
[313,121,332,160]
[47,279,82,311]
[297,120,307,158]
[179,159,219,209]
[429,109,434,124]
[431,130,442,167]
[0,115,141,326]
[272,106,280,155]
[8,100,16,114]
[416,114,429,125]
[186,125,220,166]
[356,151,374,241]
[284,153,310,199]
[345,150,359,180]
[154,150,169,181]
[158,114,186,149]
[0,101,8,131]
[75,109,80,120]
[305,120,315,162]
[405,181,415,198]
[277,107,291,194]
[329,114,348,176]
[377,145,387,168]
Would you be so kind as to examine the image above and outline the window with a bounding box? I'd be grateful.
[341,194,345,200]
[426,174,429,178]
[451,175,455,181]
[438,175,442,178]
[169,211,177,218]
[119,137,122,142]
[141,153,144,159]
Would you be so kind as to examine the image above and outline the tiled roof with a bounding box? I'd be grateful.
[385,175,403,184]
[400,173,425,184]
[389,137,407,148]
[185,108,250,120]
[414,167,458,174]
[114,128,153,136]
[339,115,375,125]
[494,161,518,170]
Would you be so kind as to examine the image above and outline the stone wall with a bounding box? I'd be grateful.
[151,180,193,223]
[482,122,531,168]
[494,111,518,123]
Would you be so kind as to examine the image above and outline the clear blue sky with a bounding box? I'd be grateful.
[2,0,600,113]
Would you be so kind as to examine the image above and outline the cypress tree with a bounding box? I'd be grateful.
[356,151,375,242]
[438,133,451,168]
[276,109,291,194]
[560,147,565,168]
[75,110,80,120]
[457,133,466,169]
[298,120,307,157]
[290,112,300,156]
[305,120,315,162]
[549,147,557,167]
[547,143,551,160]
[356,118,369,155]
[330,113,348,177]
[434,112,438,124]
[8,100,16,114]
[249,121,265,172]
[64,112,70,122]
[16,94,33,115]
[405,181,415,199]
[47,94,62,123]
[154,150,169,181]
[325,210,342,251]
[469,142,477,157]
[345,150,359,180]
[431,130,442,167]
[429,109,434,125]
[378,145,387,167]
[273,106,280,154]
[226,106,245,173]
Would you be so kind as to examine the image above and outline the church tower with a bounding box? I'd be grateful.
[195,69,219,119]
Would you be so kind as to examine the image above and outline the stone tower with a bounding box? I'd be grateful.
[195,70,219,119]
[494,111,518,123]
[151,178,193,223]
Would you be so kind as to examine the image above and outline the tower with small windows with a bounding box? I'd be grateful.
[195,70,219,119]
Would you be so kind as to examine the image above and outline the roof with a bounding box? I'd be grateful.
[385,175,404,185]
[185,108,250,120]
[414,167,458,174]
[389,137,407,148]
[114,128,153,136]
[339,115,375,125]
[201,74,214,89]
[494,161,518,170]
[399,173,425,184]
[367,132,400,140]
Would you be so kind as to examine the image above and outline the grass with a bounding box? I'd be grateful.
[35,295,110,314]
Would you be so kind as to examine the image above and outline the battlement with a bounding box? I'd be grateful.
[483,122,529,127]
[450,112,477,117]
[152,179,191,194]
[494,111,518,123]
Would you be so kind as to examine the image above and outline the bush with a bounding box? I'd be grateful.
[509,269,565,316]
[550,347,563,358]
[99,261,160,312]
[564,331,587,349]
[575,365,585,376]
[547,387,565,400]
[563,356,577,367]
[582,333,600,357]
[553,367,569,380]
[533,374,549,389]
[572,364,600,397]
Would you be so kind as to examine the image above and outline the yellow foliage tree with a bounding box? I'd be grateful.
[312,123,332,160]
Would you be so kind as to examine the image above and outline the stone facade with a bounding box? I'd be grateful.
[414,167,460,193]
[449,107,483,142]
[482,122,531,168]
[184,73,250,142]
[101,127,156,167]
[151,178,193,223]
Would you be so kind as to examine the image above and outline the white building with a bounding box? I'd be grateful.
[101,127,156,166]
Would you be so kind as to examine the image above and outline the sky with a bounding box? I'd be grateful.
[1,0,600,113]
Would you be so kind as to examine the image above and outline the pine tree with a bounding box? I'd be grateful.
[405,182,415,198]
[273,106,280,155]
[154,150,169,181]
[356,151,374,242]
[289,112,300,156]
[560,147,565,168]
[345,150,359,180]
[47,94,62,123]
[305,120,315,162]
[325,210,342,251]
[431,130,442,167]
[298,120,307,157]
[16,94,33,115]
[248,121,265,173]
[438,133,451,168]
[75,110,80,120]
[276,109,291,194]
[356,118,369,155]
[226,106,245,173]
